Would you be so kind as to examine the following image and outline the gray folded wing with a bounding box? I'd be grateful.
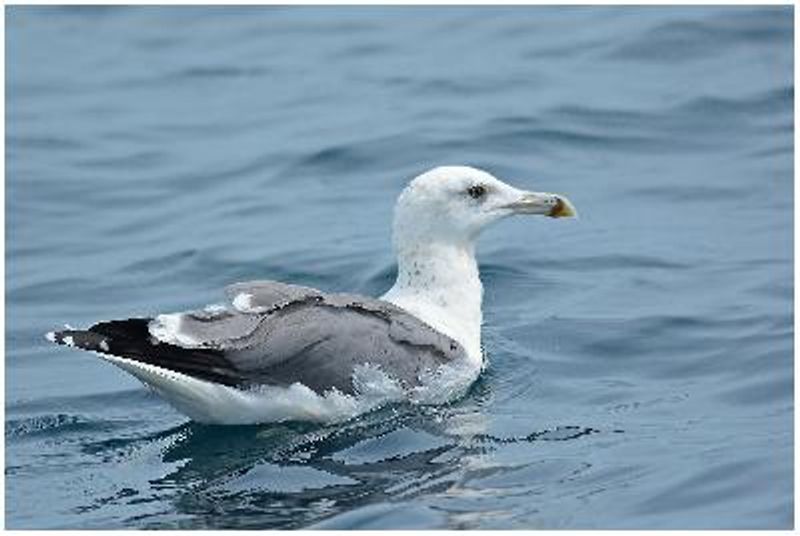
[147,280,465,394]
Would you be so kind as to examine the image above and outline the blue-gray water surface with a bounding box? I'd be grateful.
[5,6,793,529]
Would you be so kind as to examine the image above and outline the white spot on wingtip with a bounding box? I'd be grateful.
[148,313,201,347]
[45,331,56,343]
[63,336,75,347]
[232,292,260,313]
[98,340,110,352]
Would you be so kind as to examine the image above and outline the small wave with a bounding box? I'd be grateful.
[287,144,375,177]
[482,425,606,443]
[73,150,170,171]
[479,124,667,154]
[6,414,127,439]
[673,87,793,118]
[501,252,692,271]
[121,249,198,275]
[170,65,272,80]
[107,65,273,90]
[628,184,744,203]
[607,7,792,63]
[327,42,394,60]
[7,388,155,416]
[7,134,83,151]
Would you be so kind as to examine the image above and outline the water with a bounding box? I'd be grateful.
[5,6,793,529]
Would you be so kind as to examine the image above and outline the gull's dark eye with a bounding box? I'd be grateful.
[467,184,486,200]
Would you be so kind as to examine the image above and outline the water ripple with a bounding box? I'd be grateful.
[6,5,792,530]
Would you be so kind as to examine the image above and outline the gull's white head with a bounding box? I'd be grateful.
[392,165,577,249]
[384,165,577,365]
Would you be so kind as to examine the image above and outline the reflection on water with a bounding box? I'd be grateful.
[74,381,605,529]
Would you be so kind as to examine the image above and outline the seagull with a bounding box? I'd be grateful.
[47,166,576,424]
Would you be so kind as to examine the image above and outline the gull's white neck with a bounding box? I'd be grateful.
[381,240,484,367]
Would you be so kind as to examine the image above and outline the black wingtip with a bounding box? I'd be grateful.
[46,318,242,387]
[45,329,112,353]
